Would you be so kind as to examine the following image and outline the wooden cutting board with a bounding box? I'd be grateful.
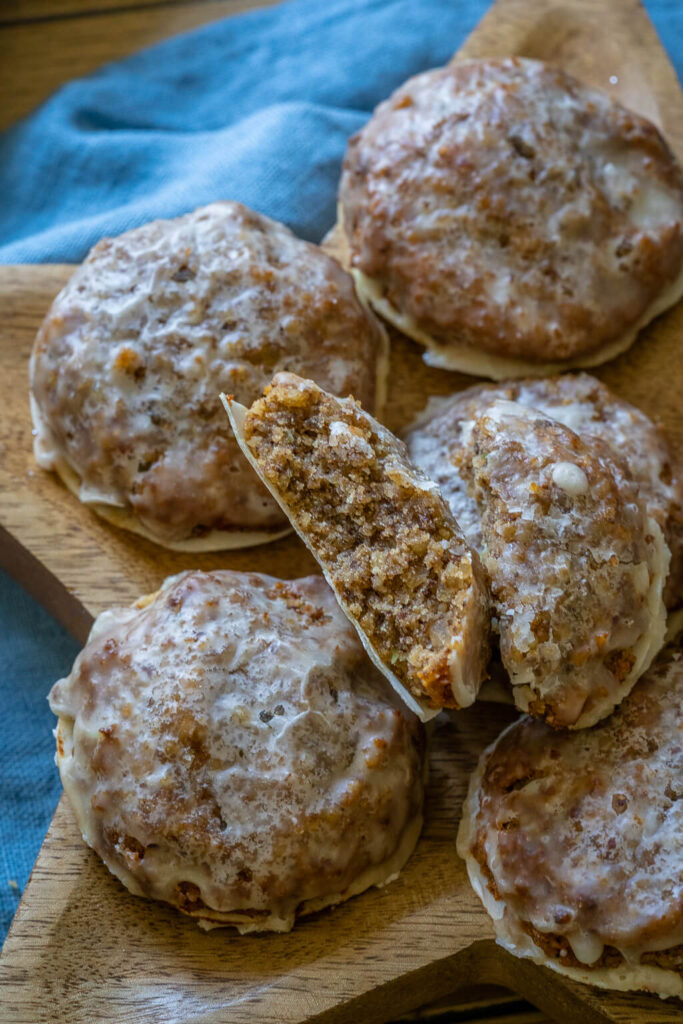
[1,0,682,1021]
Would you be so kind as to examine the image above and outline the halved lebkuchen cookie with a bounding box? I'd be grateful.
[224,373,490,721]
[463,400,667,728]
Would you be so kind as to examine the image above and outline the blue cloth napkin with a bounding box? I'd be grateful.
[0,0,681,945]
[0,0,491,263]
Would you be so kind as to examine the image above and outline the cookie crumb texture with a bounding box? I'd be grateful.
[30,201,383,545]
[242,373,490,711]
[459,640,683,998]
[48,570,424,932]
[468,401,666,728]
[341,58,683,364]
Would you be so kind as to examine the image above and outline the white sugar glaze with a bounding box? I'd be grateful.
[50,570,425,932]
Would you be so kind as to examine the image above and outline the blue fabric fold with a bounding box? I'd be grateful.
[0,571,79,941]
[0,0,681,946]
[0,0,490,262]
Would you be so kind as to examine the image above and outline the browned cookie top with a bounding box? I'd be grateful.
[31,201,384,546]
[404,373,683,609]
[458,639,683,996]
[341,59,683,366]
[466,400,667,728]
[49,570,424,932]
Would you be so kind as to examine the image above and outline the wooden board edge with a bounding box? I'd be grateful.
[2,0,683,1018]
[0,523,93,644]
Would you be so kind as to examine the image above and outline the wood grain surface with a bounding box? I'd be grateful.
[1,0,683,1021]
[1,0,201,22]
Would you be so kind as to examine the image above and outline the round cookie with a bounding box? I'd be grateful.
[48,570,425,932]
[30,202,387,550]
[340,59,683,377]
[404,373,683,608]
[466,400,667,728]
[457,636,683,999]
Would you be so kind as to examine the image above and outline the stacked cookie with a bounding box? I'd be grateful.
[33,56,683,998]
